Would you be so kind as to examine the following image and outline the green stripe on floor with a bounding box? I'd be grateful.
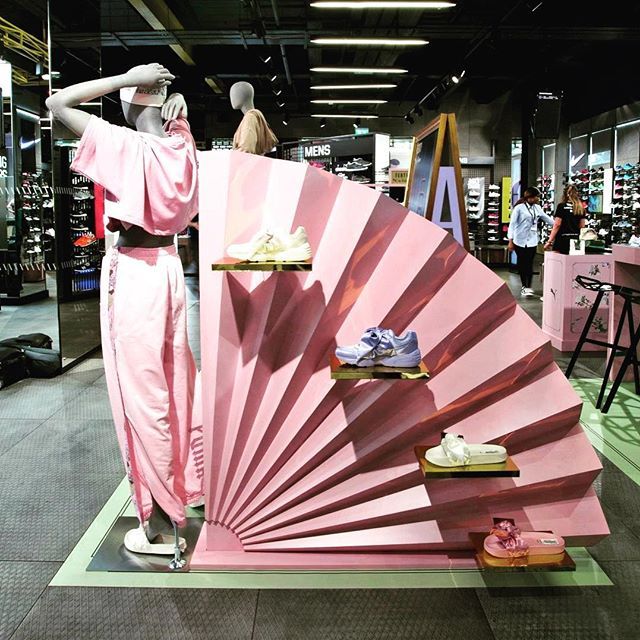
[571,379,640,487]
[51,479,612,590]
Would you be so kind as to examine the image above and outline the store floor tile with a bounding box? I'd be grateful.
[0,561,61,640]
[10,587,258,640]
[475,561,640,640]
[0,418,46,456]
[251,589,494,640]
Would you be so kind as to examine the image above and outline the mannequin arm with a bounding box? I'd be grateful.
[46,63,174,136]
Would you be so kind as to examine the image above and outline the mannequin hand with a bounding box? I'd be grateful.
[123,63,175,88]
[162,93,188,121]
[508,240,515,252]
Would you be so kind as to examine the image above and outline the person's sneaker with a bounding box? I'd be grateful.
[335,327,422,368]
[226,227,312,262]
[524,287,535,296]
[520,286,528,297]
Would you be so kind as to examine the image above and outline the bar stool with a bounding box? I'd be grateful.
[565,275,640,414]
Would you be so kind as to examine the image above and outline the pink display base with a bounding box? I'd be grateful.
[190,527,478,570]
[609,244,640,381]
[542,252,612,353]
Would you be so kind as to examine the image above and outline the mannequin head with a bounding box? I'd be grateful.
[120,84,167,134]
[230,82,255,114]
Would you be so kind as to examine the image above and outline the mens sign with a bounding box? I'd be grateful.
[303,144,331,158]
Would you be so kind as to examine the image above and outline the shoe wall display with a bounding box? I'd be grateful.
[55,148,103,300]
[193,149,608,570]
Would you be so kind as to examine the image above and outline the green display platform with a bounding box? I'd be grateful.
[571,379,640,487]
[51,479,611,590]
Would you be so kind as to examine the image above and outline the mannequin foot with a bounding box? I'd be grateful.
[124,524,187,556]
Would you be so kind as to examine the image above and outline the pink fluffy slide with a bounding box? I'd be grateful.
[483,519,565,558]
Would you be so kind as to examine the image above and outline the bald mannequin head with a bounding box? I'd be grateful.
[230,82,255,114]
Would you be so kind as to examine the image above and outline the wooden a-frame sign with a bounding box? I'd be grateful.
[404,113,470,251]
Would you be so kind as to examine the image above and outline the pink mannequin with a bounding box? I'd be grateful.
[47,65,195,570]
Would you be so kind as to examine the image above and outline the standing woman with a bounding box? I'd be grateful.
[544,184,587,254]
[507,186,554,297]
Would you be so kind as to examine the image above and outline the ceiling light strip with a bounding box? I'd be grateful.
[311,84,397,90]
[311,1,455,8]
[311,113,379,118]
[311,99,387,104]
[312,37,428,46]
[311,67,408,74]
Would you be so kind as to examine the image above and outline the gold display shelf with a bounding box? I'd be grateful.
[469,532,575,572]
[212,258,312,272]
[330,354,429,380]
[414,446,520,478]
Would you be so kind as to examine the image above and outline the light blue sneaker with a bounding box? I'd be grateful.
[335,327,422,368]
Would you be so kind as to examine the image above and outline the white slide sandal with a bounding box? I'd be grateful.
[425,433,507,467]
[124,525,187,556]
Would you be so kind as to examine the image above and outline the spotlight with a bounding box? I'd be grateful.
[272,84,283,96]
[260,55,272,64]
[270,73,278,83]
[405,114,414,124]
[414,105,423,117]
[282,113,289,125]
[452,75,460,84]
[353,117,361,128]
[320,117,327,128]
[276,100,285,108]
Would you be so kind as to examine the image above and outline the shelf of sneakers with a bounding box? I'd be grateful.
[485,184,502,244]
[612,162,640,246]
[537,174,555,245]
[213,227,313,271]
[19,172,46,279]
[465,184,484,247]
[69,173,101,294]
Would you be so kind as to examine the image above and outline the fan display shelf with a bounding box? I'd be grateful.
[192,150,608,570]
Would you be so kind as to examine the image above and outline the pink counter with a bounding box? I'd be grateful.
[542,252,612,352]
[609,245,640,380]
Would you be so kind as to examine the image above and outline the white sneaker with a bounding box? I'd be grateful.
[520,286,527,297]
[227,226,312,262]
[524,287,535,296]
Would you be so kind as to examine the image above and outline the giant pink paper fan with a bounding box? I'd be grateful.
[193,150,608,569]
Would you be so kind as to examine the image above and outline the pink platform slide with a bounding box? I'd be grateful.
[483,519,565,558]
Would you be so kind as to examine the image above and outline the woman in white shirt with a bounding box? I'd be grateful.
[507,186,554,297]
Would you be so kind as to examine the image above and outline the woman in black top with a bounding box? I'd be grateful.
[545,184,587,254]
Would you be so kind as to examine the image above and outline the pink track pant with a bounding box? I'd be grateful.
[101,245,203,527]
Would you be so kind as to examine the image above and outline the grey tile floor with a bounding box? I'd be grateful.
[1,275,639,640]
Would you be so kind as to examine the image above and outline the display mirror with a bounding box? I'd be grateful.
[49,0,103,366]
[0,42,60,353]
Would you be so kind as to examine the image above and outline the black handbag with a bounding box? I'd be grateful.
[21,346,61,378]
[0,333,53,350]
[0,346,29,389]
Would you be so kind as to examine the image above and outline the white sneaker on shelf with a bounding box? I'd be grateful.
[227,226,312,262]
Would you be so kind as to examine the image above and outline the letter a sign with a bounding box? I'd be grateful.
[404,114,470,251]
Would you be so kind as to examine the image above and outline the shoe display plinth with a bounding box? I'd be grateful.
[415,445,519,478]
[331,354,429,380]
[212,257,313,272]
[123,524,187,556]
